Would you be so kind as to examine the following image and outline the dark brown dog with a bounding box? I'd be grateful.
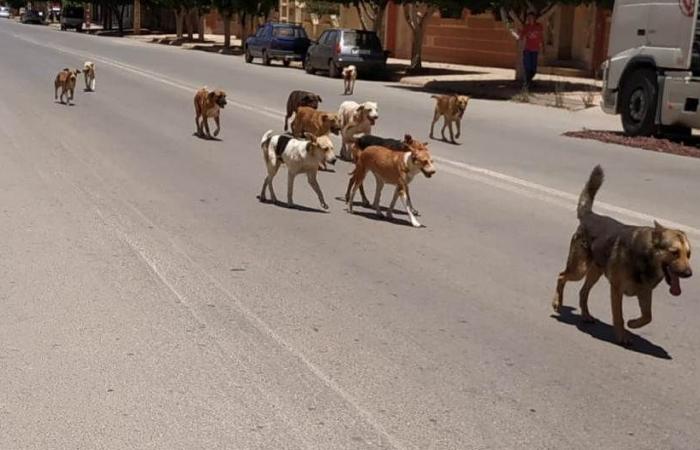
[54,68,81,105]
[285,90,322,132]
[429,94,469,143]
[553,166,692,346]
[194,87,227,139]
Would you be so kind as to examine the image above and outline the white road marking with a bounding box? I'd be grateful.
[9,27,700,238]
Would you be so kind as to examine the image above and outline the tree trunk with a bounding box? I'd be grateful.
[197,12,205,42]
[175,6,185,39]
[404,3,437,73]
[223,12,232,48]
[185,8,194,40]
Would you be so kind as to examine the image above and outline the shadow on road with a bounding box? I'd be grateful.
[551,306,671,360]
[257,197,327,213]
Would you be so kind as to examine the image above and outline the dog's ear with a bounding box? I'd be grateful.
[654,220,666,231]
[208,91,217,101]
[75,69,81,74]
[316,95,323,103]
[404,134,413,144]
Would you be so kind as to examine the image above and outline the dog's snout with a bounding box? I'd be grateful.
[681,268,693,278]
[329,157,337,165]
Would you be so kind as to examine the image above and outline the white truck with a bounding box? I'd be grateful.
[601,0,700,136]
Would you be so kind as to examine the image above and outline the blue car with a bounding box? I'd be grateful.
[244,23,311,67]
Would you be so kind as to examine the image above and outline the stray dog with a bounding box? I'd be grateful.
[54,68,81,105]
[429,94,469,143]
[259,130,337,210]
[345,134,414,206]
[194,87,227,139]
[552,166,692,346]
[291,106,342,138]
[338,101,379,161]
[285,90,322,132]
[346,140,436,228]
[342,65,357,95]
[83,61,96,91]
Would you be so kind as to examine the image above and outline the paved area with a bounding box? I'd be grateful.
[2,20,700,449]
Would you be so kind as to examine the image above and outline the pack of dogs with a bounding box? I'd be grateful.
[52,59,693,347]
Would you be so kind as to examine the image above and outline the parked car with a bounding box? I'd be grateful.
[244,23,311,67]
[21,9,44,24]
[60,5,84,31]
[304,28,388,78]
[0,6,11,19]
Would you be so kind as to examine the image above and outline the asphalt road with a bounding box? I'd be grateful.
[1,21,700,450]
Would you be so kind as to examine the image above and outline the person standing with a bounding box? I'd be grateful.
[520,12,544,88]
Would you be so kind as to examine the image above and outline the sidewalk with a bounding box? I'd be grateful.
[125,32,599,110]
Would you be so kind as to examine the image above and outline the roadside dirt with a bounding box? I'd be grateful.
[564,129,700,159]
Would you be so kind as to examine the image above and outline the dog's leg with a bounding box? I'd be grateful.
[578,265,602,323]
[447,120,456,143]
[54,84,58,101]
[441,119,448,141]
[628,290,652,329]
[84,73,89,90]
[267,161,281,203]
[552,231,589,313]
[307,171,328,210]
[429,111,439,139]
[91,76,96,91]
[398,184,421,227]
[213,115,220,137]
[387,187,400,219]
[455,118,462,139]
[372,175,384,217]
[195,113,202,136]
[203,117,212,139]
[359,183,370,206]
[284,114,290,132]
[610,285,631,346]
[405,184,419,216]
[286,170,297,208]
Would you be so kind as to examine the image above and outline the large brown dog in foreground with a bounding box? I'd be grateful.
[194,87,227,139]
[553,166,692,346]
[54,68,81,105]
[429,94,469,143]
[346,141,436,228]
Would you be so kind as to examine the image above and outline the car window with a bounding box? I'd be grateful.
[255,27,265,38]
[323,31,337,46]
[273,27,307,39]
[317,31,329,44]
[342,31,382,50]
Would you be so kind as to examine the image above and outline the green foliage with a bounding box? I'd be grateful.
[6,0,26,10]
[306,0,341,16]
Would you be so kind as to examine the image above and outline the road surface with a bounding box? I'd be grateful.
[1,21,699,450]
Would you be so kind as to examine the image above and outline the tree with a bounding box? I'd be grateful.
[103,0,133,35]
[6,0,26,12]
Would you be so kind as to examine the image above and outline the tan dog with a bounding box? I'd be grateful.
[83,61,96,91]
[342,65,357,95]
[194,87,227,139]
[553,166,693,346]
[429,94,469,143]
[290,106,342,139]
[346,141,436,228]
[54,68,81,105]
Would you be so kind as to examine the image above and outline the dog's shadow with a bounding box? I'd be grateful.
[431,136,461,146]
[192,132,222,142]
[337,198,421,227]
[83,88,94,92]
[551,306,671,359]
[54,101,75,106]
[257,197,328,213]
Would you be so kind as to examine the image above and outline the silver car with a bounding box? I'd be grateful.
[0,6,11,19]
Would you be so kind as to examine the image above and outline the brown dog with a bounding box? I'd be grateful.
[291,106,342,138]
[284,90,322,132]
[54,68,81,105]
[346,140,436,228]
[194,87,227,139]
[553,166,693,346]
[429,94,469,143]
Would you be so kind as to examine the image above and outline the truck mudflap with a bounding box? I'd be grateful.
[600,60,618,114]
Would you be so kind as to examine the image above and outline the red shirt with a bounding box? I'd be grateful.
[521,23,543,52]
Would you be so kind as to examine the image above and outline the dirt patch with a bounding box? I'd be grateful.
[564,129,700,158]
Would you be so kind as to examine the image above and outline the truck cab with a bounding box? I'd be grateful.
[602,0,700,135]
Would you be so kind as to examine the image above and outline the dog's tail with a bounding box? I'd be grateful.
[577,165,604,219]
[260,129,274,149]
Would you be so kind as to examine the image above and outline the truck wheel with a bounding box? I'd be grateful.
[244,48,253,63]
[262,51,271,66]
[620,68,658,137]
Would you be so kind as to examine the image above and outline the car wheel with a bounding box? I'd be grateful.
[329,59,340,78]
[262,51,271,66]
[620,68,658,137]
[244,48,253,63]
[76,25,82,32]
[304,55,314,74]
[282,60,291,67]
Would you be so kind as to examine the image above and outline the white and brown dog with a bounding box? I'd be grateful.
[194,87,227,139]
[259,130,337,210]
[338,100,379,161]
[347,140,436,228]
[83,61,96,91]
[342,65,357,95]
[429,94,469,143]
[54,68,81,105]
